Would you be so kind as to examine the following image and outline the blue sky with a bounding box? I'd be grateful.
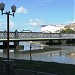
[0,0,74,32]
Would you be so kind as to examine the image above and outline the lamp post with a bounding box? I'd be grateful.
[0,2,16,60]
[0,2,16,75]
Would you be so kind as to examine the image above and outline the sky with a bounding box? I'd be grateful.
[0,0,74,32]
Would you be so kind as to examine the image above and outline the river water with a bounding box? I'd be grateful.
[0,42,75,64]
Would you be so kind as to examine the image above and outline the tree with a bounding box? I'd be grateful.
[60,28,74,33]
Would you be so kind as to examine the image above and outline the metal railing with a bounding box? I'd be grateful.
[0,31,75,39]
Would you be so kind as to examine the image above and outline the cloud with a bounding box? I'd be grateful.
[69,20,75,23]
[0,20,14,30]
[4,21,14,29]
[9,21,14,28]
[16,6,28,14]
[0,19,5,26]
[29,18,44,26]
[73,20,75,23]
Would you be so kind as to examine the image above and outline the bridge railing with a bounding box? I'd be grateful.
[60,34,75,38]
[0,31,75,39]
[18,32,60,38]
[18,33,75,38]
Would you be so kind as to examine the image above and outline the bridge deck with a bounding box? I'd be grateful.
[0,37,75,42]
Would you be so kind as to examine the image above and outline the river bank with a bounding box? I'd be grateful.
[19,47,62,54]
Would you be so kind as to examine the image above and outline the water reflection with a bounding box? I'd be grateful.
[0,42,75,64]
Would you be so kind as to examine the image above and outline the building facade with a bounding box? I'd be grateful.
[41,24,64,33]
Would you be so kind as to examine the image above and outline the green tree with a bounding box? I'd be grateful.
[60,28,74,33]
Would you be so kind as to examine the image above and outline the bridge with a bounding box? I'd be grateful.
[0,30,75,52]
[0,30,75,39]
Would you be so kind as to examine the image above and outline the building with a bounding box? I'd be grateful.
[64,23,75,31]
[41,24,64,33]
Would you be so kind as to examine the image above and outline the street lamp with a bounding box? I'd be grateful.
[0,2,16,75]
[0,2,16,60]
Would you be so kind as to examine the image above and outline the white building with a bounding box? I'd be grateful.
[41,24,64,33]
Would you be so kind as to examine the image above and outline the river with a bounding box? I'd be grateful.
[0,42,75,64]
